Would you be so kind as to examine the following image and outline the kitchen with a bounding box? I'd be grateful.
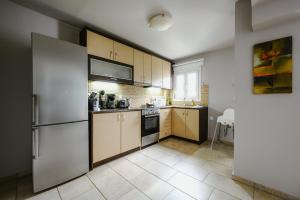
[2,0,299,200]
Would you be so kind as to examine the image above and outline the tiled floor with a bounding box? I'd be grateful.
[0,138,284,200]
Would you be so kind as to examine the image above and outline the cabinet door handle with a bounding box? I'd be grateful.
[117,113,121,121]
[115,52,117,60]
[121,113,125,121]
[32,127,39,159]
[110,51,113,59]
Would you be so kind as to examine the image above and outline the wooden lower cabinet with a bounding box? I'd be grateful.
[92,113,121,163]
[171,108,206,142]
[171,108,186,138]
[160,108,172,139]
[185,109,199,141]
[92,111,141,165]
[121,111,141,152]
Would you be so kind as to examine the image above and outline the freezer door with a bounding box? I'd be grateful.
[33,121,89,192]
[32,33,88,125]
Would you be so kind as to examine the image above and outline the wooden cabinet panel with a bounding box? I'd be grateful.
[114,41,134,65]
[172,108,186,138]
[151,56,163,87]
[160,109,172,139]
[162,60,172,89]
[87,30,113,60]
[143,53,152,84]
[133,49,144,83]
[120,111,141,152]
[185,109,199,141]
[93,113,121,163]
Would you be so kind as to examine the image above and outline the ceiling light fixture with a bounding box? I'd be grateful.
[148,13,173,31]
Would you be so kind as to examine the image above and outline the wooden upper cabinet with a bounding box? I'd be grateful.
[143,53,152,84]
[120,111,141,152]
[151,56,163,87]
[160,108,172,139]
[92,113,121,163]
[172,108,186,138]
[86,30,113,60]
[133,49,144,83]
[113,41,134,65]
[162,60,172,89]
[185,109,199,141]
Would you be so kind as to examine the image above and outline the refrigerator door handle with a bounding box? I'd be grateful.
[32,94,38,126]
[32,127,39,159]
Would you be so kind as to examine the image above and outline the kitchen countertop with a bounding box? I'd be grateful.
[89,108,142,114]
[90,105,207,114]
[160,105,207,109]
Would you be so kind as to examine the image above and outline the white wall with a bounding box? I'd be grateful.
[202,47,235,142]
[252,0,300,31]
[235,0,300,198]
[0,0,80,178]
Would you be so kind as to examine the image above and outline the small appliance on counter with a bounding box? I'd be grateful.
[88,92,99,111]
[117,98,130,109]
[106,94,116,109]
[99,90,106,109]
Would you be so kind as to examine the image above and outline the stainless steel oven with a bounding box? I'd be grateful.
[141,108,160,148]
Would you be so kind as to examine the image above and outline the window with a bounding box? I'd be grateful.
[173,59,203,101]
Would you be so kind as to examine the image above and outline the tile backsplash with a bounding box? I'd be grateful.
[88,81,171,108]
[88,81,208,107]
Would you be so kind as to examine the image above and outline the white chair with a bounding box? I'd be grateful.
[210,108,235,149]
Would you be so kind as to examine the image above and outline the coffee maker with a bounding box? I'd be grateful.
[88,92,99,111]
[106,94,116,109]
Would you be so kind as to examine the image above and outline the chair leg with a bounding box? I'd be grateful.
[211,122,219,149]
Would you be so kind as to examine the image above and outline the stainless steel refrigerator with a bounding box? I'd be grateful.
[32,33,89,193]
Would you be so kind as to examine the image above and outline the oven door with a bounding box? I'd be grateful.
[142,114,160,137]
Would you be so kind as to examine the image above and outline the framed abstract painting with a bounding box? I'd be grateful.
[253,36,292,94]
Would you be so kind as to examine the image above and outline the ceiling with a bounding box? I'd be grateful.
[11,0,235,61]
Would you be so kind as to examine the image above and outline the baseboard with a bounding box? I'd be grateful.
[232,175,300,200]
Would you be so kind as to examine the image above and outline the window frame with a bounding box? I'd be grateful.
[173,59,203,101]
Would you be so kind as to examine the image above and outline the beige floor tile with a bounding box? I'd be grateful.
[168,172,213,200]
[88,165,134,200]
[130,171,173,200]
[118,188,150,200]
[108,158,145,180]
[154,144,182,156]
[182,155,208,167]
[143,160,177,181]
[254,189,283,200]
[155,153,183,167]
[201,161,233,178]
[208,189,239,200]
[163,189,195,200]
[173,162,209,181]
[72,188,105,200]
[141,147,166,160]
[58,175,94,200]
[204,173,253,200]
[26,188,60,200]
[125,152,153,167]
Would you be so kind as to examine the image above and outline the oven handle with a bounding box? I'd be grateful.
[143,114,160,118]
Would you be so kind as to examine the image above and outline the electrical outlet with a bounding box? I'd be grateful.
[209,116,214,121]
